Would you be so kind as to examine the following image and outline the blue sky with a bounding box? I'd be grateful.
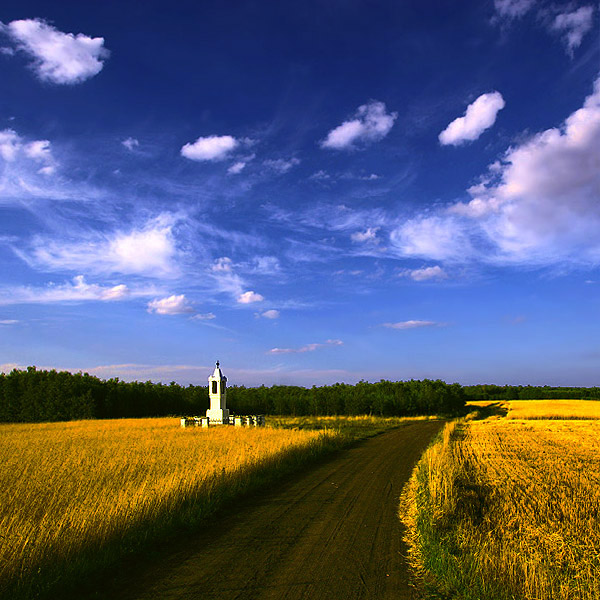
[0,0,599,387]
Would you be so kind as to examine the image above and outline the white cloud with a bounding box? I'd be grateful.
[263,158,300,173]
[261,309,280,319]
[191,312,216,320]
[4,18,109,84]
[0,275,158,306]
[20,214,181,278]
[181,135,238,161]
[0,128,57,187]
[351,227,379,243]
[310,170,330,180]
[493,0,535,18]
[390,215,472,261]
[551,6,595,55]
[251,256,280,274]
[147,294,194,315]
[439,92,505,146]
[382,320,438,330]
[0,129,22,161]
[228,161,246,175]
[321,101,397,150]
[122,137,139,151]
[237,290,264,304]
[269,339,343,354]
[0,319,19,325]
[211,257,233,272]
[24,140,52,161]
[451,75,600,264]
[402,265,447,281]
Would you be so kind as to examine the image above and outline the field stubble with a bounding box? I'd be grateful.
[401,401,600,600]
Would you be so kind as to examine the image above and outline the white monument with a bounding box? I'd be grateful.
[206,360,229,424]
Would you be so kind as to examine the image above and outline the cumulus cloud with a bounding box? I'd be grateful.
[439,92,505,146]
[321,101,397,150]
[551,6,595,55]
[260,309,280,319]
[351,227,379,243]
[450,75,600,264]
[122,137,139,151]
[382,320,438,330]
[181,135,238,161]
[402,266,448,281]
[268,339,343,354]
[147,294,195,315]
[263,158,300,173]
[3,18,109,84]
[0,275,158,306]
[19,214,181,278]
[237,290,264,304]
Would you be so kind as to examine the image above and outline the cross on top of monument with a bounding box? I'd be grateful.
[216,360,219,368]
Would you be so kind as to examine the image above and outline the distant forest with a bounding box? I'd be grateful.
[0,367,598,423]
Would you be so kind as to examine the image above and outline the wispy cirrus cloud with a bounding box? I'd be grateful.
[0,275,159,306]
[268,339,343,354]
[321,101,397,150]
[263,157,300,173]
[439,92,505,146]
[551,6,595,55]
[1,18,109,84]
[382,320,440,330]
[16,213,182,278]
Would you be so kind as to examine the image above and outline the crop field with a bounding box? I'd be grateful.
[403,400,600,600]
[0,417,343,600]
[506,399,600,419]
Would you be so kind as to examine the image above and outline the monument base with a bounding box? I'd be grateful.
[206,408,230,424]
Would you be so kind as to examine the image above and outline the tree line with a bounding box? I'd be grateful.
[0,367,467,422]
[1,367,598,423]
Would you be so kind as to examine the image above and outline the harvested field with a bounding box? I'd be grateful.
[403,401,600,600]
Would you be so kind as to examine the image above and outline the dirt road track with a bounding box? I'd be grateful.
[93,420,442,600]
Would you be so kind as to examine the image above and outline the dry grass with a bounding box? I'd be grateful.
[403,401,600,599]
[0,417,335,599]
[506,399,600,419]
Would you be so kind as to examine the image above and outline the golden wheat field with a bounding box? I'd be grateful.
[0,417,334,598]
[405,400,600,600]
[506,399,600,419]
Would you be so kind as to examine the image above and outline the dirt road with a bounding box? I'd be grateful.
[93,420,441,600]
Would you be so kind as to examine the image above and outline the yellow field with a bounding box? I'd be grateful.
[506,399,600,419]
[404,400,600,600]
[0,417,334,598]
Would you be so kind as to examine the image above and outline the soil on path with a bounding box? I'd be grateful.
[91,420,442,600]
